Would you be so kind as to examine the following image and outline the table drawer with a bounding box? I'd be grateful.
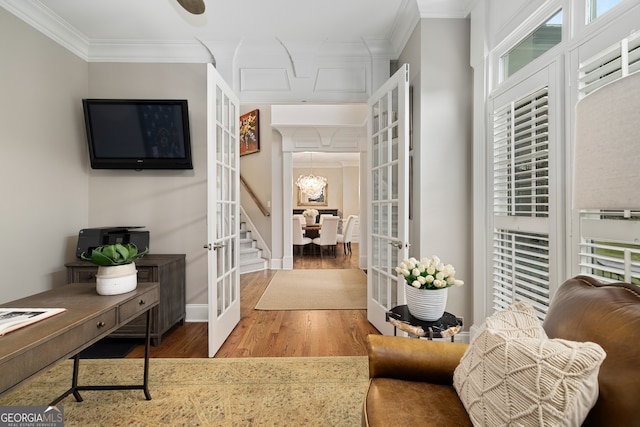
[71,267,99,283]
[119,287,159,323]
[0,308,118,395]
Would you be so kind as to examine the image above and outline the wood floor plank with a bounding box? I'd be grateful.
[127,243,380,358]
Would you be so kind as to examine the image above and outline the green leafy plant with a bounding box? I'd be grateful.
[81,243,148,266]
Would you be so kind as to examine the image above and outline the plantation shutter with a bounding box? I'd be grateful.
[492,86,551,318]
[578,31,640,97]
[575,32,640,285]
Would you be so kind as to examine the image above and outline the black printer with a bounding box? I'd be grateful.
[76,226,150,258]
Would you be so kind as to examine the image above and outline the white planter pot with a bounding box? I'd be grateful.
[305,216,315,225]
[405,285,448,321]
[95,262,138,296]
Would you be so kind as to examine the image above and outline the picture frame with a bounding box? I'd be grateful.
[297,185,328,206]
[240,109,260,156]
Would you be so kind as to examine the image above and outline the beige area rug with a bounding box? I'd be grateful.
[255,269,367,310]
[0,357,369,426]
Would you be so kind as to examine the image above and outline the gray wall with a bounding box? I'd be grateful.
[398,18,473,328]
[0,8,212,307]
[0,8,89,302]
[86,63,209,305]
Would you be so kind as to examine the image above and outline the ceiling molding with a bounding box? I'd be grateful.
[389,0,421,58]
[87,40,212,63]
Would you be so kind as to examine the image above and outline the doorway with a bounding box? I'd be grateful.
[292,151,361,269]
[272,103,369,271]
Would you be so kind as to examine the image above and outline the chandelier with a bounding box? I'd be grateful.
[296,153,327,199]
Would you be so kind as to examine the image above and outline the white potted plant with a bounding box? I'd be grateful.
[81,243,148,295]
[302,208,319,225]
[395,256,464,321]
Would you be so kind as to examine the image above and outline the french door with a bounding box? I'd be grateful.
[207,64,241,357]
[367,64,410,335]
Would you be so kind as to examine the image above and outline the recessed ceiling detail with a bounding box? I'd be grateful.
[314,68,367,93]
[240,68,291,92]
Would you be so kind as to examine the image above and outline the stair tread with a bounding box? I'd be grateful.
[240,247,261,254]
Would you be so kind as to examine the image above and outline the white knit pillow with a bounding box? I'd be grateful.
[453,301,606,426]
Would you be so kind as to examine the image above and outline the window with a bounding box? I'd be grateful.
[578,212,640,284]
[492,83,553,319]
[501,11,562,80]
[575,32,640,285]
[587,0,623,22]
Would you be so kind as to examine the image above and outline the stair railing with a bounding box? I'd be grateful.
[240,174,270,217]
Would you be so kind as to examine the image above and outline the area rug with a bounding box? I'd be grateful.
[255,269,367,310]
[0,357,369,426]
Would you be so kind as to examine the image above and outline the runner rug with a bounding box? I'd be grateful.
[0,356,369,426]
[255,269,367,310]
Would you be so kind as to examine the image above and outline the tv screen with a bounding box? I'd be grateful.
[82,99,193,170]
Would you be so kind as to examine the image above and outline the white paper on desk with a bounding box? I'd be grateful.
[0,308,67,336]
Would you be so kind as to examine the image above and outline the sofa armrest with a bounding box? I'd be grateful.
[367,334,468,385]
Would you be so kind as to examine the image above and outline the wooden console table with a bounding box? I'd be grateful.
[66,254,185,345]
[0,282,159,404]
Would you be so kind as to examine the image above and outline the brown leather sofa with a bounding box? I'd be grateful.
[363,276,640,426]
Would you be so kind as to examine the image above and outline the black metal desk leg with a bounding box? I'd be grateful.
[143,309,152,400]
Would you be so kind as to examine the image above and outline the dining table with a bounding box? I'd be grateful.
[302,224,321,239]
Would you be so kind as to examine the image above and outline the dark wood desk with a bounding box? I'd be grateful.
[302,224,321,239]
[0,282,159,404]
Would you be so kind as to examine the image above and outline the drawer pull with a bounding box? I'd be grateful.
[139,299,146,305]
[96,321,106,328]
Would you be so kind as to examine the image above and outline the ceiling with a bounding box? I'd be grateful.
[1,0,470,103]
[1,0,470,62]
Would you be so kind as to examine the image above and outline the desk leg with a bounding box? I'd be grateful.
[70,355,84,402]
[49,309,153,405]
[50,355,84,405]
[142,309,152,400]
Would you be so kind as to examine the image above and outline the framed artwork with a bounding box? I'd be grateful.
[240,109,260,156]
[298,186,328,206]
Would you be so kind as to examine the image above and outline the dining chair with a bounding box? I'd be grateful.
[292,216,312,256]
[337,215,357,255]
[312,216,339,257]
[317,214,336,236]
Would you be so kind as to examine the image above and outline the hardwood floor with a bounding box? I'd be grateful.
[127,243,381,358]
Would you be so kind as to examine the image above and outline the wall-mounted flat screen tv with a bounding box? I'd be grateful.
[82,99,193,170]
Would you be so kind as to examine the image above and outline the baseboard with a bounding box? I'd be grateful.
[185,304,208,322]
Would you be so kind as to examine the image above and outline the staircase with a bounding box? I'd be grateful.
[239,221,268,274]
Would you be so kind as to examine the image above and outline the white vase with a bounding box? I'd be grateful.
[95,262,138,295]
[305,216,314,225]
[405,285,448,321]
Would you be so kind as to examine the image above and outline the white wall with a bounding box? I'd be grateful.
[86,63,209,305]
[0,8,89,303]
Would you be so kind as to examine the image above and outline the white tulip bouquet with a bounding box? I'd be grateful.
[302,208,319,218]
[395,256,464,290]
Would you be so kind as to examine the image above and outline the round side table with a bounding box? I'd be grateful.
[386,305,463,341]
